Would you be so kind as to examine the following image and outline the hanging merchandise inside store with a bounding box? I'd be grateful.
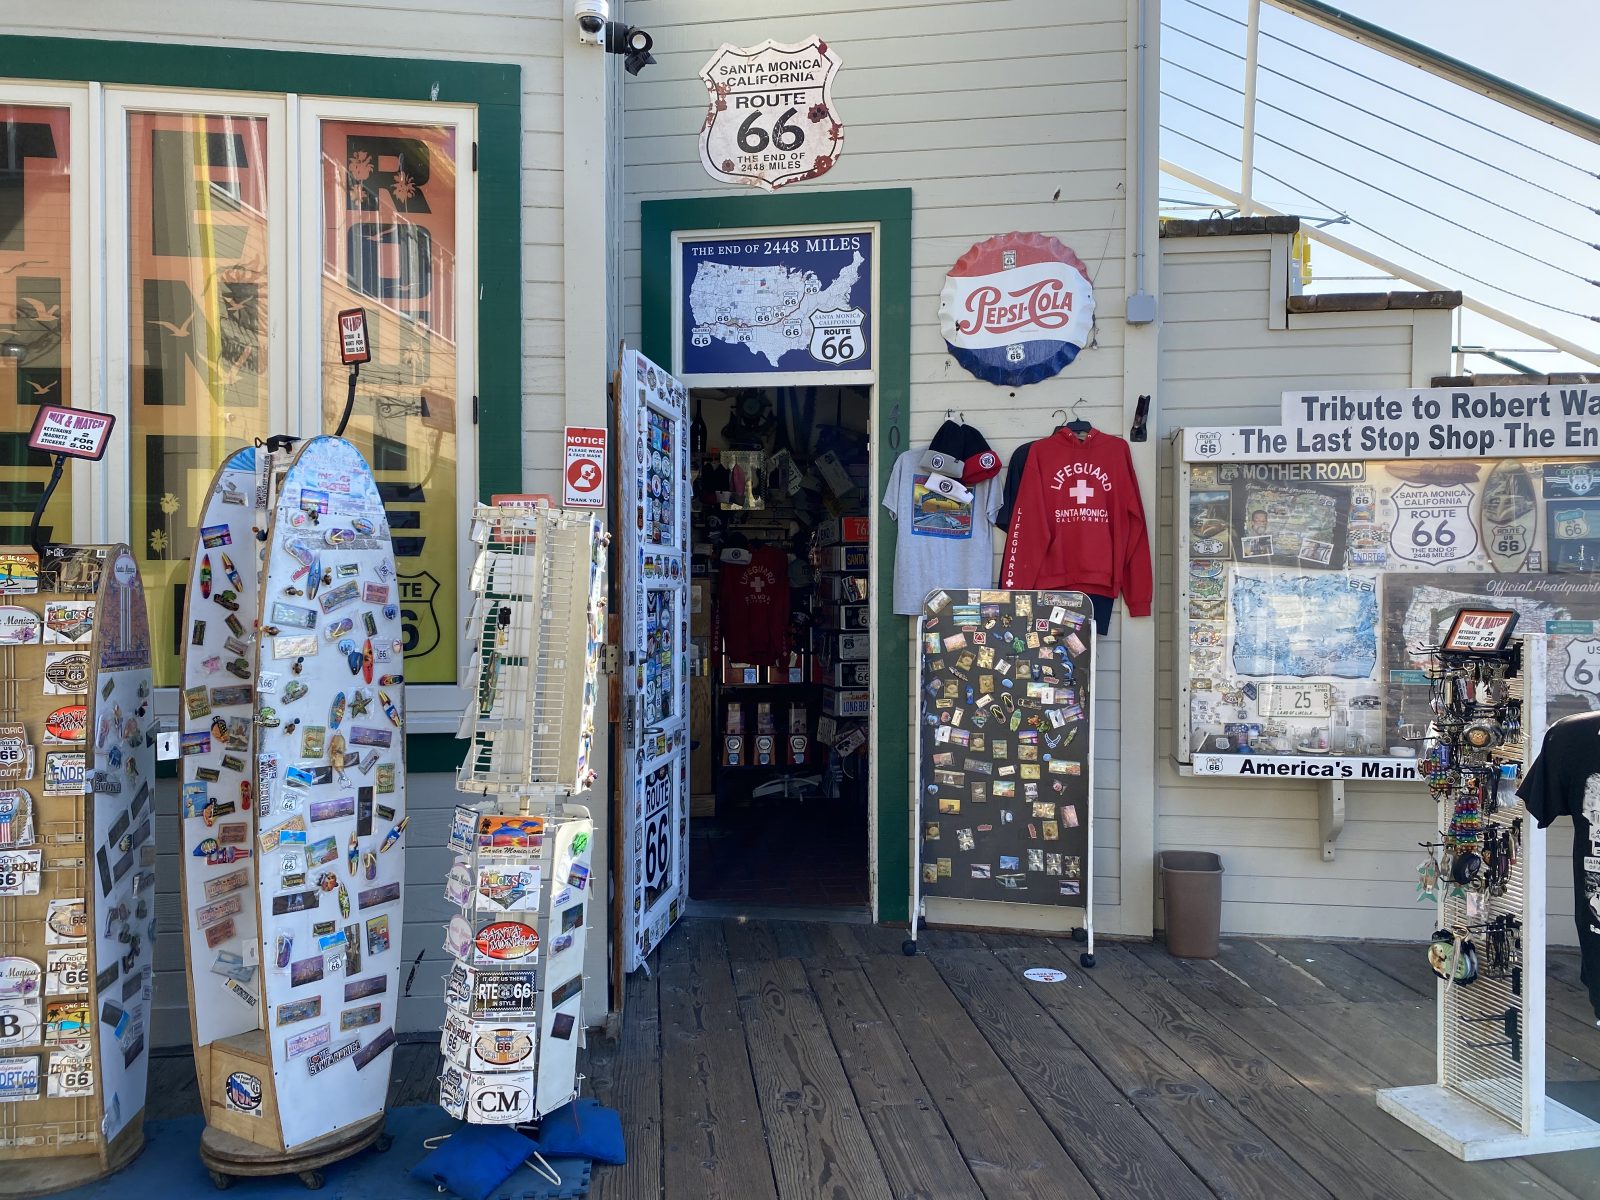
[688,384,872,909]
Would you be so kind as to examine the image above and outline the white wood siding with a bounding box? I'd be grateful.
[1154,234,1577,944]
[0,1,574,1039]
[620,0,1144,930]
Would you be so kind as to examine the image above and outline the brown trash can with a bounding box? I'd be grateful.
[1159,850,1224,959]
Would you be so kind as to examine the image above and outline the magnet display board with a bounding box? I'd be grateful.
[177,447,262,1050]
[0,543,154,1184]
[177,438,405,1152]
[916,589,1094,908]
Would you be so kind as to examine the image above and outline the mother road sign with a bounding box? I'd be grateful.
[699,38,844,191]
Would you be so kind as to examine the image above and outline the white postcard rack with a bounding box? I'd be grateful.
[456,503,607,799]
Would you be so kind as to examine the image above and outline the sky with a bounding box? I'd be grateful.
[1159,0,1599,373]
[1334,0,1598,115]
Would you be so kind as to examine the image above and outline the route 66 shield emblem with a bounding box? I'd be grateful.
[806,308,865,365]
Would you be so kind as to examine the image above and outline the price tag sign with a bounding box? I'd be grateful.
[337,308,371,365]
[27,405,116,461]
[1442,608,1518,653]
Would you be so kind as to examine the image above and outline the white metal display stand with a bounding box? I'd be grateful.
[441,502,606,1126]
[1378,635,1600,1159]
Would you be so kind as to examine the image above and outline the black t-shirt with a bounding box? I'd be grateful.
[1517,711,1600,1021]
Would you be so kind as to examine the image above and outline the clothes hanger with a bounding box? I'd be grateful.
[1055,400,1093,441]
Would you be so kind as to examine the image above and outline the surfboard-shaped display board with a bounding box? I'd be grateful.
[1481,458,1539,573]
[176,446,263,1053]
[177,438,406,1153]
[0,543,155,1195]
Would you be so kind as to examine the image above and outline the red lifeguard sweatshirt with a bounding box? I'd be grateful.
[999,428,1152,616]
[718,547,791,666]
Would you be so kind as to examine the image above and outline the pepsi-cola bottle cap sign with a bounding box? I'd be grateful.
[939,232,1095,387]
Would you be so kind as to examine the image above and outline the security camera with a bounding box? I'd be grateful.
[575,0,608,44]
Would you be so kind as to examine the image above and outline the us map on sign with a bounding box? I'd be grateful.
[680,233,873,378]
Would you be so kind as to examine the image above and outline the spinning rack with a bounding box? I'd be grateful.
[456,503,606,797]
[1378,633,1600,1159]
[440,501,607,1126]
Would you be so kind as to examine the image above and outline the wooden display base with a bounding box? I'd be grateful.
[199,1112,391,1191]
[0,1120,144,1198]
[1378,1084,1600,1160]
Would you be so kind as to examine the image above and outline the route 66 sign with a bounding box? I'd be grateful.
[1564,638,1600,698]
[807,308,865,364]
[699,38,844,191]
[1387,483,1478,565]
[0,726,31,782]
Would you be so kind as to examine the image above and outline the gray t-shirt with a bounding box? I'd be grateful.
[883,449,1002,616]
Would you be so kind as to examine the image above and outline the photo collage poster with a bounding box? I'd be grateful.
[1185,456,1600,763]
[918,589,1093,907]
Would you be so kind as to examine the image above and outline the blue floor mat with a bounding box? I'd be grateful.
[56,1106,592,1200]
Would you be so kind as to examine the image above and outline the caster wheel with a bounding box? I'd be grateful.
[208,1170,234,1191]
[298,1169,325,1190]
[375,1132,394,1153]
[901,939,917,957]
[1071,927,1088,943]
[1080,952,1096,969]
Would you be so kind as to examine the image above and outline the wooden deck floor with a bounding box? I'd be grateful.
[583,919,1600,1200]
[143,918,1600,1199]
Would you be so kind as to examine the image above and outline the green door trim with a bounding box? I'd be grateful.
[0,34,524,774]
[640,188,913,922]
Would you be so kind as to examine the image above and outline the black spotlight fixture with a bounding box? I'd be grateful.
[604,23,656,76]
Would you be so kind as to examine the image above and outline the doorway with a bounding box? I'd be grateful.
[687,385,872,908]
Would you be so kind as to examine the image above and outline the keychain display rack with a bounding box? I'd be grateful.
[0,544,156,1198]
[1378,632,1600,1159]
[440,500,606,1125]
[175,438,408,1182]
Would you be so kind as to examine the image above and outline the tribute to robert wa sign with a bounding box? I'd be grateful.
[1184,385,1600,462]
